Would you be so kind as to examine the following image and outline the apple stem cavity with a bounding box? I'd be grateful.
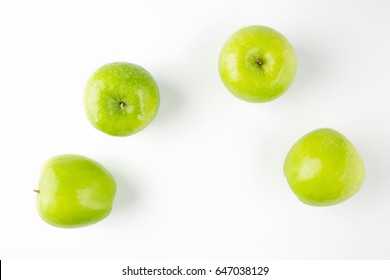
[119,101,126,110]
[256,57,263,66]
[34,189,40,193]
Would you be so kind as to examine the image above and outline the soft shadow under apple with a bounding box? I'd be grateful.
[110,169,138,214]
[152,78,185,125]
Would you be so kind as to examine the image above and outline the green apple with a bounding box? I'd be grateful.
[84,62,160,136]
[35,154,116,228]
[219,25,297,102]
[283,128,365,206]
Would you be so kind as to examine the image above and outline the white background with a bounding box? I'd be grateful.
[0,0,389,260]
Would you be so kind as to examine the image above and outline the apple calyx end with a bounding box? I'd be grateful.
[119,101,126,110]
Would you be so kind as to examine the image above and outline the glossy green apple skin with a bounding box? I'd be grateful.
[219,25,297,102]
[284,128,365,206]
[36,154,116,228]
[84,62,160,136]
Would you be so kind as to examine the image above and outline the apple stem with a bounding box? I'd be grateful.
[34,189,40,193]
[119,102,126,110]
[256,57,263,66]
